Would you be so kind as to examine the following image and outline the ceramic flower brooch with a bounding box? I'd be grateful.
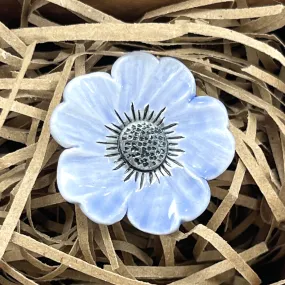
[50,52,235,235]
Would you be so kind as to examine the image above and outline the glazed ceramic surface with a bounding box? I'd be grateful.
[50,52,235,235]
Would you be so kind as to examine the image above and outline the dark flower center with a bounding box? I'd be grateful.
[97,103,184,187]
[119,121,168,172]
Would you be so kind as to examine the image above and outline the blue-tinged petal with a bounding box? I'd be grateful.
[80,187,131,225]
[140,57,196,113]
[179,128,235,180]
[127,178,181,235]
[111,52,196,114]
[127,167,210,235]
[170,96,235,180]
[167,168,210,221]
[111,52,159,114]
[50,73,120,150]
[167,96,229,130]
[63,72,119,124]
[50,102,106,154]
[57,148,136,225]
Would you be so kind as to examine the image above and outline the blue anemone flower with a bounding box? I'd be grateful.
[50,52,235,235]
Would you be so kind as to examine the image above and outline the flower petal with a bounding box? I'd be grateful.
[167,168,210,221]
[127,180,180,235]
[166,96,235,180]
[167,96,229,129]
[57,148,136,224]
[127,168,210,235]
[50,72,120,150]
[111,52,196,114]
[111,52,159,114]
[141,57,196,112]
[50,102,106,154]
[180,128,235,180]
[63,72,119,124]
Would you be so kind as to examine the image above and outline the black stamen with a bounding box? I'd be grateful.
[124,112,132,123]
[159,167,165,176]
[149,172,153,184]
[107,135,118,139]
[140,173,145,189]
[112,123,122,130]
[115,110,125,126]
[169,148,185,153]
[135,171,139,182]
[167,156,183,167]
[148,111,154,120]
[115,157,123,163]
[157,117,165,126]
[105,125,120,135]
[113,161,125,170]
[131,103,137,121]
[168,153,179,157]
[105,153,120,157]
[125,167,131,174]
[106,146,118,150]
[143,105,149,119]
[124,170,135,182]
[97,141,117,145]
[138,110,141,120]
[153,107,166,123]
[161,164,171,176]
[154,170,160,183]
[163,123,178,130]
[164,160,171,167]
[168,136,185,140]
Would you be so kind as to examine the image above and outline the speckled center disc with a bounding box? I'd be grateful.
[119,121,168,171]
